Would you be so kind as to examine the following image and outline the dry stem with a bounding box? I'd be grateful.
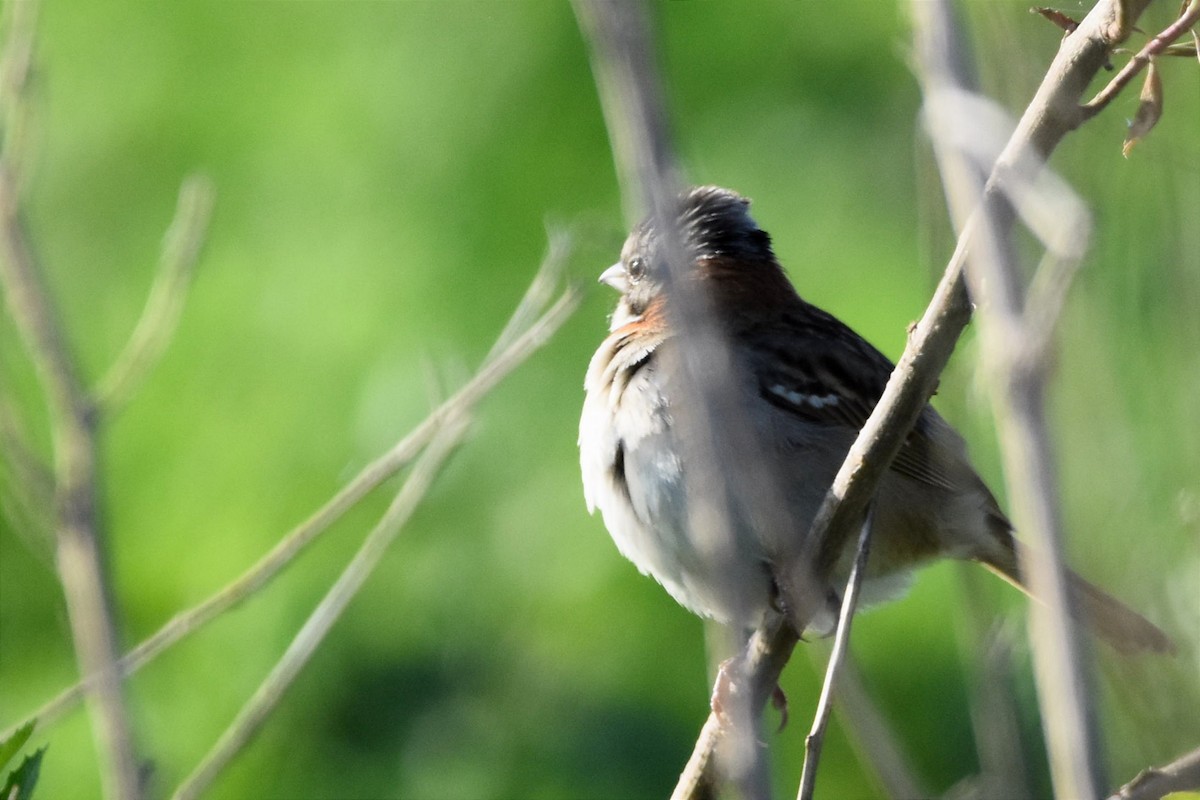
[1106,744,1200,800]
[0,253,580,744]
[1,4,142,796]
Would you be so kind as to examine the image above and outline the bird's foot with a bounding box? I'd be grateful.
[709,657,788,736]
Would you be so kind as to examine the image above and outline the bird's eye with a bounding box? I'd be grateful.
[627,256,646,283]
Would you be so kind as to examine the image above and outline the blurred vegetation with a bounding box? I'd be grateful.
[0,2,1196,798]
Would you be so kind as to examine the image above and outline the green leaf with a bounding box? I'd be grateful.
[1,746,46,800]
[0,722,34,773]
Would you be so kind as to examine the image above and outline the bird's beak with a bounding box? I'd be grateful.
[598,262,628,293]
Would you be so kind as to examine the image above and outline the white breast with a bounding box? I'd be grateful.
[579,334,775,626]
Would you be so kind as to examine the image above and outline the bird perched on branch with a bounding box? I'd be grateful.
[579,184,1172,655]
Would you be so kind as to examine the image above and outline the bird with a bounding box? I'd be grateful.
[579,184,1173,655]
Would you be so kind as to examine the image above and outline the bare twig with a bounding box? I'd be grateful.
[574,2,802,796]
[907,18,1032,796]
[798,509,874,800]
[0,4,141,797]
[171,413,472,800]
[0,252,580,743]
[1083,0,1200,118]
[484,226,572,362]
[670,713,723,800]
[982,249,1103,800]
[94,174,216,414]
[1106,744,1200,800]
[569,0,678,225]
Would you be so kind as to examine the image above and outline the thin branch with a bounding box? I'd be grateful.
[798,509,874,800]
[806,229,977,581]
[670,714,722,800]
[1082,0,1200,118]
[94,174,216,414]
[1106,745,1200,800]
[569,0,679,226]
[907,17,1031,798]
[980,213,1102,799]
[1022,248,1085,367]
[485,225,572,363]
[574,2,802,796]
[171,412,472,800]
[0,3,141,796]
[0,253,580,743]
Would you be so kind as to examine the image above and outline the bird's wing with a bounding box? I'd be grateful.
[747,304,968,494]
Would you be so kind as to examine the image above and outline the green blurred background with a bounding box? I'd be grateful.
[1,2,1197,798]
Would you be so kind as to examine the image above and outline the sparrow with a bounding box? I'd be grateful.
[579,185,1172,654]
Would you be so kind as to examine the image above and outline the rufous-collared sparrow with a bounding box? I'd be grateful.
[580,185,1171,654]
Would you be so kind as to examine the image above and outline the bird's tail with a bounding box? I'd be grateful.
[981,539,1175,656]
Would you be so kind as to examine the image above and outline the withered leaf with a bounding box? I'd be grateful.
[1031,7,1080,33]
[1159,43,1198,57]
[1122,62,1163,157]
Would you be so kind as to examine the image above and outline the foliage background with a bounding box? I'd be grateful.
[1,2,1197,798]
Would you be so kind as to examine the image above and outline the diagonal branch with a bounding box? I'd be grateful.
[1106,744,1200,800]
